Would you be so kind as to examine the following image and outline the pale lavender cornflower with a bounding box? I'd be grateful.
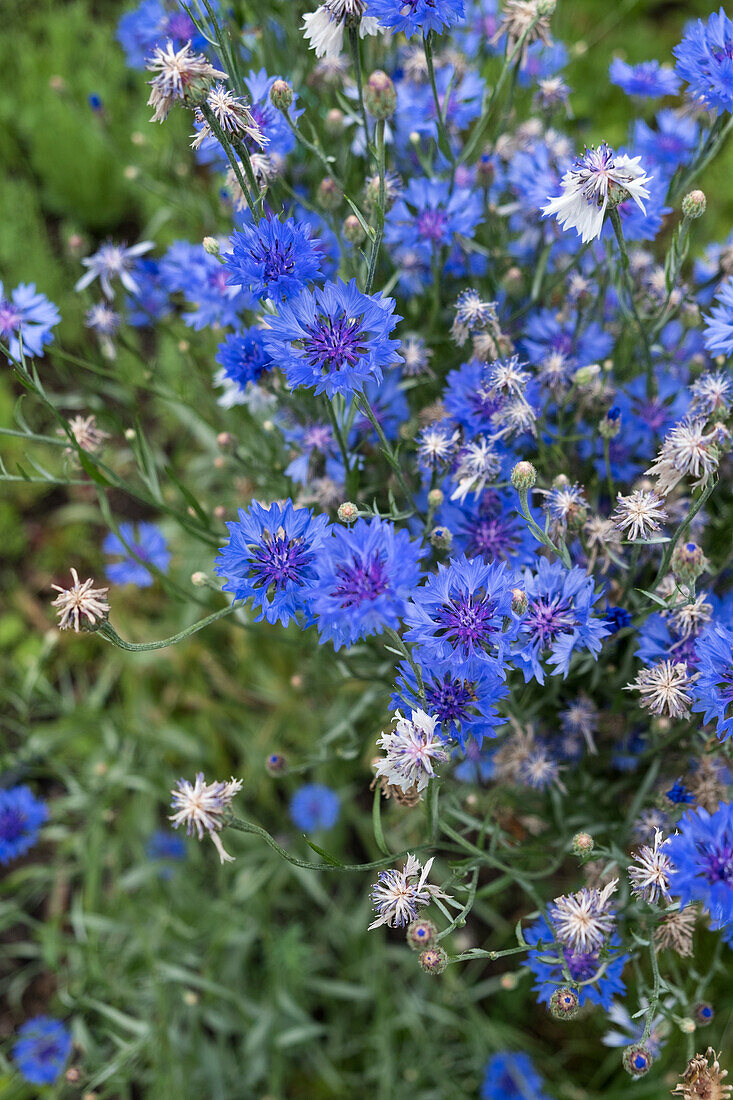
[584,515,623,573]
[85,302,120,337]
[625,660,693,719]
[76,241,154,300]
[518,746,565,791]
[400,335,433,377]
[491,0,555,64]
[550,879,618,954]
[646,419,726,496]
[542,482,588,533]
[450,436,502,502]
[146,40,227,122]
[487,355,530,396]
[612,489,667,542]
[302,0,379,60]
[60,414,109,455]
[369,853,454,930]
[543,142,652,244]
[417,423,460,469]
[451,290,498,345]
[560,696,599,754]
[170,773,243,864]
[491,396,537,439]
[51,568,110,633]
[628,829,673,905]
[667,592,713,640]
[689,371,733,419]
[191,84,266,150]
[374,710,450,794]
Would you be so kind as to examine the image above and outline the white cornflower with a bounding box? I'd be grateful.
[542,142,652,244]
[416,423,460,469]
[612,489,667,542]
[628,829,673,905]
[76,240,155,299]
[400,335,433,377]
[646,419,723,496]
[491,396,537,439]
[369,853,454,930]
[302,0,379,60]
[85,302,120,336]
[61,414,109,456]
[487,355,530,396]
[145,40,227,123]
[450,436,501,502]
[584,515,623,573]
[560,696,599,754]
[374,710,450,794]
[51,568,110,633]
[191,83,266,150]
[625,660,693,719]
[550,879,618,954]
[543,482,588,531]
[518,746,565,792]
[668,592,713,640]
[170,773,243,864]
[689,370,733,418]
[538,350,572,392]
[491,0,555,65]
[451,289,498,344]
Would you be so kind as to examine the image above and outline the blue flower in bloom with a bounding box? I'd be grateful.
[13,1017,72,1085]
[263,279,402,398]
[666,802,733,928]
[146,829,187,862]
[609,57,681,97]
[440,490,537,568]
[104,523,170,587]
[674,9,733,113]
[386,179,483,265]
[215,328,273,396]
[520,308,612,369]
[0,785,48,864]
[223,216,322,303]
[403,556,519,675]
[116,0,205,68]
[215,500,331,627]
[518,40,569,86]
[393,657,509,748]
[394,66,484,144]
[692,624,733,741]
[480,1052,550,1100]
[290,784,340,832]
[368,0,465,38]
[515,559,609,684]
[124,259,172,327]
[0,281,60,360]
[631,110,698,175]
[525,918,627,1009]
[311,518,425,650]
[666,779,695,805]
[453,740,496,783]
[443,360,503,438]
[159,241,254,331]
[704,278,733,357]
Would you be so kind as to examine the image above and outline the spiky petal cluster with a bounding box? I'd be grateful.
[374,710,449,794]
[51,568,110,633]
[302,0,379,59]
[224,216,322,303]
[673,9,733,113]
[666,802,733,928]
[146,40,227,122]
[613,489,667,542]
[549,879,618,954]
[170,773,243,863]
[192,83,266,150]
[625,659,693,718]
[542,143,652,244]
[628,829,673,904]
[646,419,725,496]
[369,853,454,929]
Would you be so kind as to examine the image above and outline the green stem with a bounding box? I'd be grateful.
[648,477,717,594]
[354,391,416,513]
[516,487,572,568]
[97,603,240,651]
[199,103,258,220]
[608,206,655,398]
[641,937,663,1043]
[423,31,454,162]
[348,24,371,152]
[365,119,386,295]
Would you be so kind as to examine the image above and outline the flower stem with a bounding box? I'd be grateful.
[97,603,240,651]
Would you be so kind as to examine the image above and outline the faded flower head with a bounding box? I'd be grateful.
[625,660,693,719]
[374,710,450,793]
[51,568,110,633]
[369,853,454,930]
[543,143,652,244]
[549,879,618,954]
[672,1048,732,1100]
[613,489,666,542]
[146,40,227,122]
[170,773,243,863]
[628,829,673,905]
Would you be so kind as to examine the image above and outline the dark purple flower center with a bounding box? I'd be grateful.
[252,240,296,284]
[464,515,518,562]
[416,208,448,244]
[165,12,196,38]
[714,665,733,707]
[250,531,312,591]
[304,311,367,372]
[525,596,576,644]
[0,806,26,842]
[699,839,733,885]
[0,300,21,335]
[334,551,388,607]
[303,424,332,451]
[468,383,501,422]
[426,675,476,723]
[564,948,599,981]
[436,593,499,653]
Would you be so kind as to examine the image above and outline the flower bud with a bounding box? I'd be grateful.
[343,214,366,246]
[502,266,524,298]
[265,752,288,775]
[572,363,601,386]
[694,1002,714,1026]
[429,525,453,550]
[124,428,136,441]
[511,587,528,616]
[682,189,706,219]
[202,236,220,256]
[338,501,359,524]
[325,108,345,135]
[671,541,708,585]
[191,571,208,587]
[364,70,397,119]
[599,406,621,439]
[500,972,519,991]
[622,1045,653,1077]
[217,431,235,449]
[549,986,580,1020]
[418,946,448,974]
[407,918,437,951]
[571,831,594,858]
[678,1017,696,1034]
[269,79,293,111]
[317,177,342,211]
[511,461,536,490]
[427,488,444,509]
[476,153,494,188]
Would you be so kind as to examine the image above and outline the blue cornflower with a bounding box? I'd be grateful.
[0,785,48,864]
[440,490,537,567]
[290,784,340,832]
[453,740,496,783]
[604,606,632,634]
[386,179,483,265]
[521,308,612,368]
[666,779,695,805]
[666,801,733,927]
[76,239,155,299]
[704,278,733,357]
[480,1052,550,1100]
[519,40,569,86]
[368,0,465,38]
[0,281,60,360]
[403,556,519,675]
[443,360,502,437]
[215,329,273,397]
[13,1017,72,1086]
[674,9,733,113]
[393,657,509,748]
[394,65,484,143]
[609,57,681,98]
[124,259,172,327]
[146,829,187,862]
[215,500,331,627]
[692,624,733,741]
[602,1000,668,1058]
[117,0,205,68]
[263,278,402,398]
[525,917,627,1009]
[159,240,254,330]
[104,523,170,587]
[632,110,698,174]
[515,559,609,684]
[311,518,425,650]
[223,216,322,303]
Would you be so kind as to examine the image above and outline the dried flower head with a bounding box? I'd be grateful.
[549,879,618,953]
[374,710,450,794]
[369,853,454,930]
[628,829,673,905]
[51,569,110,633]
[492,0,555,65]
[613,489,667,542]
[192,84,266,150]
[672,1048,732,1100]
[625,660,693,719]
[170,773,243,863]
[146,41,227,122]
[654,906,696,957]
